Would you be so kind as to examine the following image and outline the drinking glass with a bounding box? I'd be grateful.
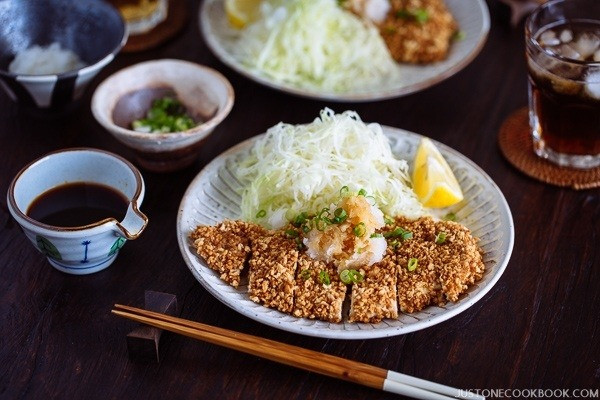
[526,0,600,169]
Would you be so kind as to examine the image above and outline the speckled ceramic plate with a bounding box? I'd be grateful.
[199,0,490,102]
[176,126,514,339]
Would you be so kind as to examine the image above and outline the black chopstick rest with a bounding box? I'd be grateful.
[126,290,178,362]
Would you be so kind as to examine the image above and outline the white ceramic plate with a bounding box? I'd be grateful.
[199,0,490,102]
[177,126,514,339]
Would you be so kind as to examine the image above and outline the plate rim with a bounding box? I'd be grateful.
[199,0,491,102]
[176,125,514,339]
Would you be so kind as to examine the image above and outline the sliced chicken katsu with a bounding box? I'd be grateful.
[190,220,260,287]
[380,0,457,63]
[293,254,347,323]
[390,216,484,313]
[348,257,399,323]
[248,232,299,313]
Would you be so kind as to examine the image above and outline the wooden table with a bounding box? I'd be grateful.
[1,1,598,399]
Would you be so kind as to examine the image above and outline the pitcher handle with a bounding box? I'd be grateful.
[116,203,148,240]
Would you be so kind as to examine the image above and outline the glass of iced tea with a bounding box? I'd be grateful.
[526,0,600,169]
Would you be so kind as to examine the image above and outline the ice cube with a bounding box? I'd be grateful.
[540,29,557,43]
[555,44,583,61]
[559,29,573,43]
[584,70,600,99]
[572,32,600,59]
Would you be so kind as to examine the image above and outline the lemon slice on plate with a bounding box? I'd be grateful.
[412,138,464,208]
[224,0,262,29]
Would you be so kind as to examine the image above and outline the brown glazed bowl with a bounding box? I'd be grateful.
[91,59,234,172]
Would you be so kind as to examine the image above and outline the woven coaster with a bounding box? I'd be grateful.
[498,107,600,190]
[123,0,188,53]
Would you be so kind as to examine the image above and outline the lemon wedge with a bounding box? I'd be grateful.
[224,0,262,29]
[412,138,464,208]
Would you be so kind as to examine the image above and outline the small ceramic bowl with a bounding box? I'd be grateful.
[91,59,234,172]
[0,0,127,114]
[7,148,148,275]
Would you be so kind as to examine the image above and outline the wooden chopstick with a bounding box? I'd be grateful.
[112,304,484,400]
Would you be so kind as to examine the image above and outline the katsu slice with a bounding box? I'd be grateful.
[190,220,259,287]
[292,254,347,323]
[434,220,484,302]
[348,259,398,323]
[391,216,485,312]
[393,217,444,313]
[380,0,457,64]
[248,232,298,313]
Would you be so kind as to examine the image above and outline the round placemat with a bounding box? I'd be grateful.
[498,107,600,190]
[122,0,187,53]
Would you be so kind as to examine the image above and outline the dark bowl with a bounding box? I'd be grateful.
[0,0,127,114]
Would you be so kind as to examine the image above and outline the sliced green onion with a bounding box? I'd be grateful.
[407,258,418,271]
[339,185,349,197]
[358,188,367,196]
[256,209,266,218]
[435,232,447,244]
[453,30,466,41]
[384,227,413,240]
[339,269,364,284]
[390,239,400,249]
[444,212,457,221]
[318,270,331,285]
[295,237,304,250]
[332,207,348,224]
[370,233,383,238]
[340,269,352,284]
[285,229,299,238]
[301,223,311,233]
[384,215,395,225]
[353,222,366,237]
[413,9,429,23]
[300,269,311,280]
[293,212,308,227]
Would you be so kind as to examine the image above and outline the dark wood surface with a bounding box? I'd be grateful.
[1,1,599,399]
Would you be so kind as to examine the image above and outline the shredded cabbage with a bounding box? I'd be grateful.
[230,0,399,92]
[232,109,425,229]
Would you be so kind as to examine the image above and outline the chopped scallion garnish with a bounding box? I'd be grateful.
[444,212,457,222]
[358,188,367,196]
[293,212,308,227]
[339,186,349,197]
[339,269,364,284]
[435,232,447,244]
[353,222,366,237]
[384,215,394,225]
[285,229,299,238]
[333,207,348,224]
[318,270,331,285]
[256,209,266,218]
[370,233,383,238]
[383,227,412,240]
[300,269,311,280]
[407,258,418,271]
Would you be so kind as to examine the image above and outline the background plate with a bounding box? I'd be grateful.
[177,126,514,339]
[199,0,490,102]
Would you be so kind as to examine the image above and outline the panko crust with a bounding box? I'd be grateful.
[380,0,457,63]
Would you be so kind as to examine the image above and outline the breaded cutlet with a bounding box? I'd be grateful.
[190,220,257,287]
[248,232,298,313]
[380,0,457,63]
[293,254,347,323]
[348,256,399,323]
[389,216,484,313]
